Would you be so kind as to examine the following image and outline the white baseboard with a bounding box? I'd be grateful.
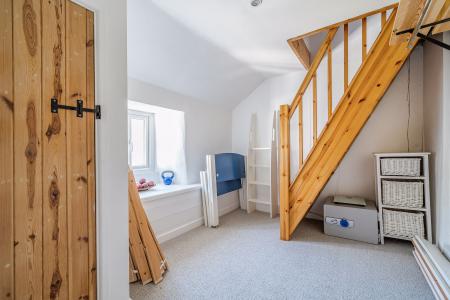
[155,191,239,244]
[157,217,204,244]
[219,200,240,217]
[306,211,323,221]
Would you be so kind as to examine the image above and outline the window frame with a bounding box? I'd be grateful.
[128,109,156,173]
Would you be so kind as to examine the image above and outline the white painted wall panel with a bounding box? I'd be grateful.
[142,189,239,243]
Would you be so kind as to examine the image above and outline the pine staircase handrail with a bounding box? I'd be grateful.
[288,28,337,118]
[279,6,417,240]
[288,4,398,43]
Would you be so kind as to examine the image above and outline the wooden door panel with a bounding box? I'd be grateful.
[66,2,89,299]
[0,0,97,298]
[86,11,97,300]
[13,0,44,298]
[42,0,68,299]
[0,0,14,298]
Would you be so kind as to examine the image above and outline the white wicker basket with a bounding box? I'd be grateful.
[380,158,421,176]
[382,180,424,208]
[383,209,425,240]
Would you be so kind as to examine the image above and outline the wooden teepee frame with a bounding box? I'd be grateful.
[128,168,168,284]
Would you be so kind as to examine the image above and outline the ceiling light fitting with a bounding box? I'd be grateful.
[251,0,262,7]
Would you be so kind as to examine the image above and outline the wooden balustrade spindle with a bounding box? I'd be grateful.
[381,11,387,27]
[313,73,318,144]
[344,23,349,90]
[279,105,290,241]
[298,99,303,167]
[327,45,332,119]
[362,17,367,61]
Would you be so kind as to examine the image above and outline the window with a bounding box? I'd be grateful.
[128,110,155,171]
[128,100,188,184]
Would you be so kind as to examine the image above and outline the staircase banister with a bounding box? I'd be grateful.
[289,27,338,118]
[288,3,398,42]
[287,8,417,237]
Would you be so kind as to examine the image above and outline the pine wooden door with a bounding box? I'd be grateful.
[0,0,97,299]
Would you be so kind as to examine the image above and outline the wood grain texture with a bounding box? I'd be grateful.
[327,45,332,118]
[381,11,387,27]
[66,2,89,299]
[129,196,153,284]
[288,10,416,236]
[287,38,311,69]
[298,100,303,167]
[344,23,349,90]
[42,1,68,299]
[312,74,318,144]
[129,169,167,283]
[279,105,290,240]
[13,0,43,298]
[86,10,97,300]
[362,17,367,61]
[289,28,338,118]
[433,0,450,34]
[0,0,14,298]
[390,0,426,45]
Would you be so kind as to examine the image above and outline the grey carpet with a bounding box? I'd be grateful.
[130,210,433,300]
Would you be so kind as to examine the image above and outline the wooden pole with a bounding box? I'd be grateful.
[362,17,367,61]
[279,105,290,241]
[313,74,318,144]
[327,45,333,119]
[298,100,303,167]
[344,23,349,90]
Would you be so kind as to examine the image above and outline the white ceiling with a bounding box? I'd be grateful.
[128,0,396,108]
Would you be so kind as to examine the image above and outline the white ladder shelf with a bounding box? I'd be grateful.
[246,112,278,218]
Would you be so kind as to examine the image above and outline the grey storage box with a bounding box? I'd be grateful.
[324,198,379,244]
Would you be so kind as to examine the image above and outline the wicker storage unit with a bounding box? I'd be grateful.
[380,158,421,176]
[375,153,431,244]
[383,209,425,240]
[382,180,424,208]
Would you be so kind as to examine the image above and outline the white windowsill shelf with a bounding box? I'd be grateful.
[139,184,201,202]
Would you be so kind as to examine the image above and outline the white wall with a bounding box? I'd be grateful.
[232,71,306,154]
[128,78,232,184]
[142,189,239,243]
[232,44,424,216]
[75,0,129,299]
[423,32,450,258]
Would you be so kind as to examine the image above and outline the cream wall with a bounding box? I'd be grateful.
[423,32,450,257]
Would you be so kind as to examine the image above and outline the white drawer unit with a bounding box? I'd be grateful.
[374,153,432,244]
[324,198,379,244]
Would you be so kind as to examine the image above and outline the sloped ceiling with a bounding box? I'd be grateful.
[127,0,396,108]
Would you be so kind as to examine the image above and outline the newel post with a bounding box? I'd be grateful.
[279,105,290,240]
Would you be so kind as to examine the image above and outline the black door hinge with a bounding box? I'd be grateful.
[51,97,101,119]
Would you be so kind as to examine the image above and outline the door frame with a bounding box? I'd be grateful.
[69,1,129,299]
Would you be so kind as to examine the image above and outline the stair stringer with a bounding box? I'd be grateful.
[287,10,416,237]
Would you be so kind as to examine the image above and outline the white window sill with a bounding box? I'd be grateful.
[139,184,201,202]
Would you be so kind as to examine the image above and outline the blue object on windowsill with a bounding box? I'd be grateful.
[161,170,175,185]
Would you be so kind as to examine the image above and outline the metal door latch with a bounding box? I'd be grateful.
[51,97,101,119]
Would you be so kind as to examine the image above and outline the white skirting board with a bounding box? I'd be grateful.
[413,236,450,299]
[141,186,239,244]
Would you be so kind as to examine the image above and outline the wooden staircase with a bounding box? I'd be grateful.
[279,5,418,240]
